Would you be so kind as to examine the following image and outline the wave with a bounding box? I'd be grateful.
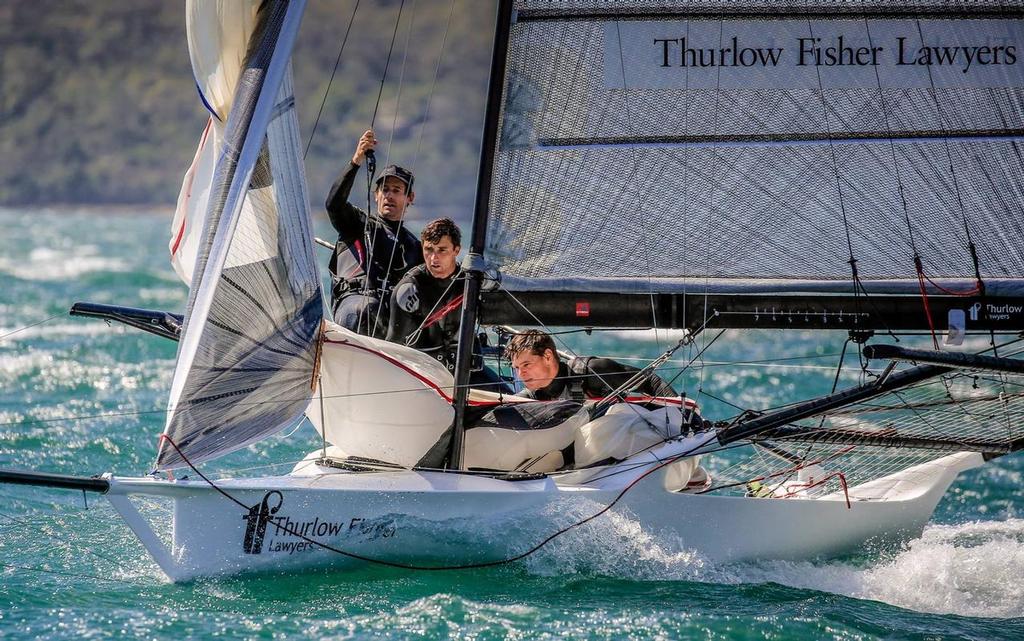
[0,247,132,281]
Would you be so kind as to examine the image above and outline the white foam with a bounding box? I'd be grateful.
[519,502,714,581]
[729,519,1024,618]
[0,245,131,281]
[510,504,1024,618]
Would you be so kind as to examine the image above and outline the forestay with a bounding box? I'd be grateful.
[484,1,1024,303]
[157,0,321,470]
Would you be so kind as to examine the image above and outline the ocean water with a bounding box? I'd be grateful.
[1,207,1022,640]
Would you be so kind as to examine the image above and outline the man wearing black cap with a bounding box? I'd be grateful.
[325,129,422,337]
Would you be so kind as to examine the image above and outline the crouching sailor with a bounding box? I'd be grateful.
[505,330,677,401]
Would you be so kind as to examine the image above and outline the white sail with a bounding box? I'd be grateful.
[157,0,320,470]
[170,1,261,285]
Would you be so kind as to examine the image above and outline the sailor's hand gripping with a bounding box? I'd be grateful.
[352,129,377,166]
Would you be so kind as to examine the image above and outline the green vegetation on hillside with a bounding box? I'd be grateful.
[0,0,493,225]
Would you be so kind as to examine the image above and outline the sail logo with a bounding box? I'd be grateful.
[242,491,283,555]
[969,303,982,322]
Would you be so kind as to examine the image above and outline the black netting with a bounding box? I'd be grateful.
[706,366,1024,498]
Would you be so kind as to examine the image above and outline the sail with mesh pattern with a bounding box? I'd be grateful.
[156,0,321,470]
[482,1,1024,325]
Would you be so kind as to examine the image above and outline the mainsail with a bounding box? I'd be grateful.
[449,1,1024,474]
[156,0,321,470]
[479,1,1024,332]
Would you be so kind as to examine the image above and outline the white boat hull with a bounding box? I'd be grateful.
[104,439,983,582]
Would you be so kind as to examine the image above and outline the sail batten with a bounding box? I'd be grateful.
[539,131,1024,147]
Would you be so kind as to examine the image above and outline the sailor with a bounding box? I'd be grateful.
[326,129,422,337]
[386,218,514,393]
[386,217,464,370]
[505,329,677,401]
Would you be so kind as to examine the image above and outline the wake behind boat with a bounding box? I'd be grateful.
[3,0,1024,582]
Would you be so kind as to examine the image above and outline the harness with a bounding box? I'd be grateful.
[564,357,593,403]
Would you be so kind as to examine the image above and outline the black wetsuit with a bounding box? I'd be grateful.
[521,358,676,401]
[386,264,464,371]
[386,264,513,394]
[325,162,421,337]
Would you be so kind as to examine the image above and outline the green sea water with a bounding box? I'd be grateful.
[1,208,1022,640]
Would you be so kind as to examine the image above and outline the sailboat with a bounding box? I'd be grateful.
[3,0,1024,582]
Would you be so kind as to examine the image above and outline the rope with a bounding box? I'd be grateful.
[369,0,406,129]
[421,293,464,330]
[381,0,456,305]
[402,272,466,347]
[357,0,407,308]
[915,255,941,350]
[412,0,456,167]
[806,18,862,322]
[0,313,65,341]
[303,0,361,159]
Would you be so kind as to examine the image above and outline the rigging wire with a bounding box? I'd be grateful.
[612,20,662,352]
[356,0,407,327]
[411,0,457,167]
[805,18,865,339]
[371,0,420,333]
[0,359,839,431]
[382,0,417,170]
[0,313,65,342]
[495,287,680,429]
[694,11,727,412]
[303,0,362,160]
[910,17,995,357]
[5,333,1022,432]
[369,0,407,130]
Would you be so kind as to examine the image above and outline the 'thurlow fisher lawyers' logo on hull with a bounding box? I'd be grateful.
[242,491,398,555]
[243,491,283,555]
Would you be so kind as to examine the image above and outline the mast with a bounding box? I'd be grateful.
[448,0,516,470]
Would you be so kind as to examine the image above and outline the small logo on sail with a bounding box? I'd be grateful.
[242,491,283,555]
[969,302,982,322]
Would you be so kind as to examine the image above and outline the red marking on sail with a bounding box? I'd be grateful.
[172,118,213,257]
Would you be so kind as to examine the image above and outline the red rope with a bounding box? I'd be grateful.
[921,272,981,297]
[914,255,984,350]
[778,471,852,509]
[915,257,940,350]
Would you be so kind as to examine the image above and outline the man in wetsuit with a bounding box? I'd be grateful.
[387,218,513,393]
[386,217,464,371]
[505,329,677,401]
[326,129,422,337]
